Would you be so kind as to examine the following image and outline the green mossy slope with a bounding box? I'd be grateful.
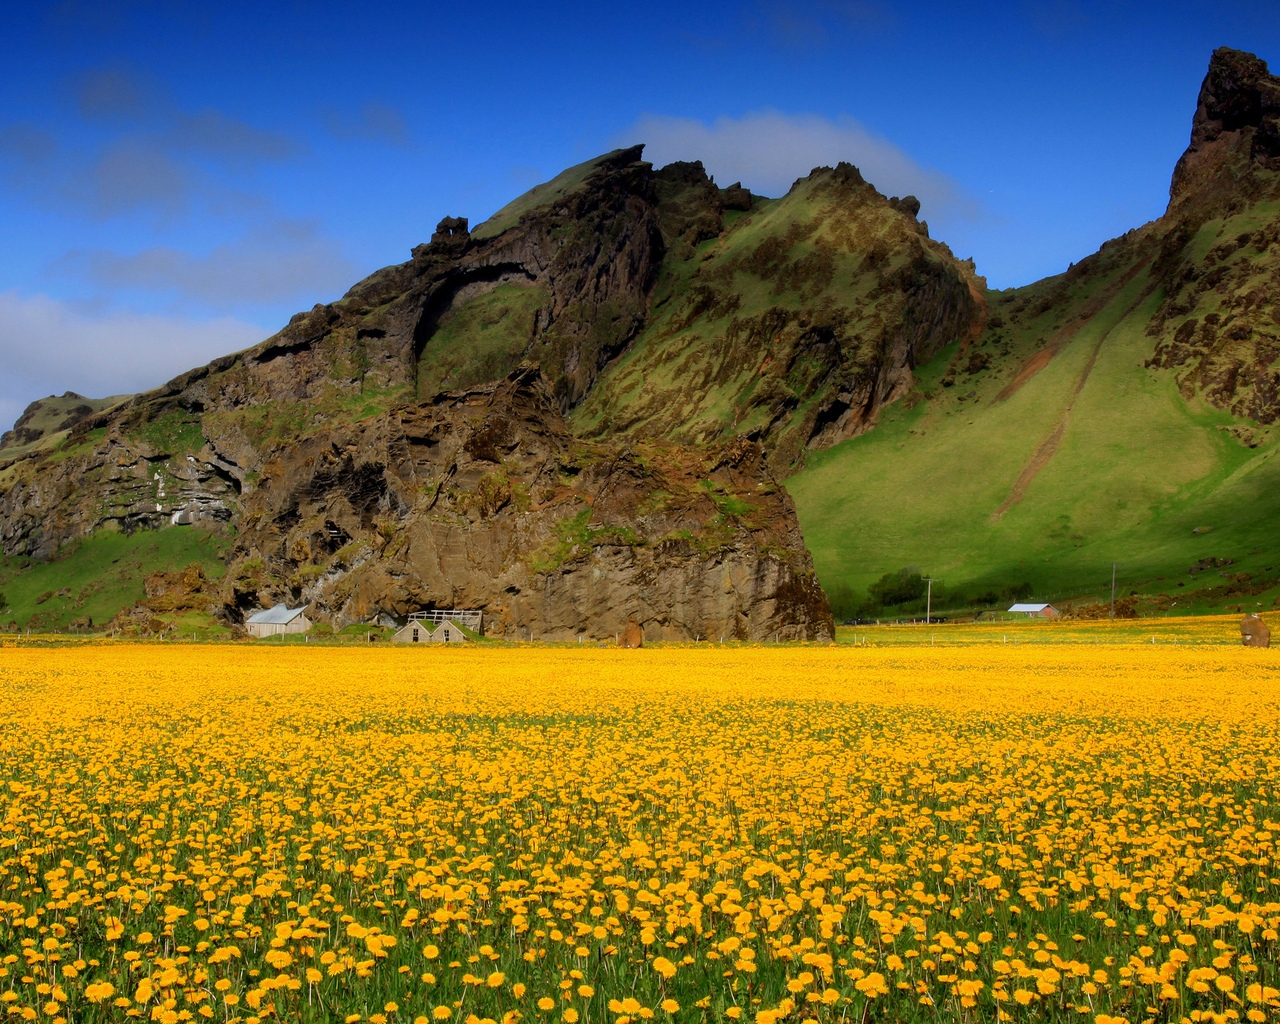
[0,527,231,632]
[572,165,980,469]
[788,201,1280,617]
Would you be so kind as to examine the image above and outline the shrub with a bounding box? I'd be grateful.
[1003,581,1033,602]
[824,583,860,620]
[868,568,927,607]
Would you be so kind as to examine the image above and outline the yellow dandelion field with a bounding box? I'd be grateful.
[0,640,1277,1024]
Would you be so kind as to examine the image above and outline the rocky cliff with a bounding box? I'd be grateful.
[0,135,996,636]
[574,162,984,470]
[224,365,831,641]
[1143,48,1280,423]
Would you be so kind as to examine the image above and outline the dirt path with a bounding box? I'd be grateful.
[993,259,1152,403]
[991,272,1158,521]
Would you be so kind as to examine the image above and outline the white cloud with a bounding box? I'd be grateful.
[0,291,263,429]
[630,109,973,218]
[61,220,357,311]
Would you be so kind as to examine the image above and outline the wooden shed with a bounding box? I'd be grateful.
[245,604,312,637]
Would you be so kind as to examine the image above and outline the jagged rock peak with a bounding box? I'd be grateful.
[1190,48,1280,149]
[430,215,470,246]
[1170,47,1280,208]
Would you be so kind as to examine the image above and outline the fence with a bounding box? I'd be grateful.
[408,609,483,630]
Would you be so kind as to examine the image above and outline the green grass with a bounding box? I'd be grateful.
[204,382,416,449]
[130,409,206,455]
[470,150,632,240]
[832,612,1263,645]
[417,283,547,396]
[0,392,131,459]
[787,254,1280,618]
[0,526,232,632]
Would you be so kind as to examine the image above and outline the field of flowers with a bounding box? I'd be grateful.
[0,640,1277,1024]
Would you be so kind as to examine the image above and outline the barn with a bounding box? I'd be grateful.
[245,604,312,637]
[1008,602,1060,618]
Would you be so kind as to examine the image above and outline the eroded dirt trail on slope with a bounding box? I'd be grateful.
[992,271,1157,521]
[994,259,1152,403]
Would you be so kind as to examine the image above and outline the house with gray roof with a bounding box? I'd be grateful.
[245,604,312,638]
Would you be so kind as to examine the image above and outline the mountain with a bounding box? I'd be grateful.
[3,46,1277,632]
[0,147,842,640]
[787,46,1280,617]
[0,392,132,455]
[571,161,983,470]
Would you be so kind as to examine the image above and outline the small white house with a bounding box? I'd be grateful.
[1008,602,1060,618]
[391,618,468,644]
[245,604,312,637]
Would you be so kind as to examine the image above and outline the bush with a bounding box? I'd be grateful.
[824,583,861,621]
[1003,581,1033,602]
[868,569,927,607]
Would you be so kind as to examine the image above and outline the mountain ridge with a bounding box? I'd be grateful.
[3,46,1278,631]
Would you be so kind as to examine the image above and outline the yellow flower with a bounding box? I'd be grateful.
[538,999,556,1012]
[661,1001,679,1014]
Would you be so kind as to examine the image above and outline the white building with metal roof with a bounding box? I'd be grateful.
[1008,602,1060,618]
[245,604,312,638]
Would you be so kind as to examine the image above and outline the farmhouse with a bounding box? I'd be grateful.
[1008,602,1060,618]
[391,619,468,643]
[392,609,480,643]
[245,604,312,637]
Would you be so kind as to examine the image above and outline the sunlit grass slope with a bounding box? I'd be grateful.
[0,526,230,631]
[788,233,1280,615]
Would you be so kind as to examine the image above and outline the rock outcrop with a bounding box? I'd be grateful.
[0,392,131,452]
[225,366,832,641]
[1169,47,1280,211]
[1143,48,1280,423]
[1241,614,1271,647]
[574,161,984,469]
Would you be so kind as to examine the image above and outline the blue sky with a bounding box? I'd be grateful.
[1,0,1276,428]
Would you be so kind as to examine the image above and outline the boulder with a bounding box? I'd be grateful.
[1241,614,1270,647]
[620,621,643,648]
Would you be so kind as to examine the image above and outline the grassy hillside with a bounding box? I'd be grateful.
[571,164,979,468]
[0,526,231,632]
[0,392,132,460]
[470,150,630,240]
[788,207,1280,619]
[417,282,547,396]
[783,198,1280,616]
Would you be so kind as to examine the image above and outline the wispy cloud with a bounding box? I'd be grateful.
[0,290,264,429]
[59,220,357,310]
[629,109,975,219]
[322,101,411,148]
[748,0,891,47]
[0,65,303,220]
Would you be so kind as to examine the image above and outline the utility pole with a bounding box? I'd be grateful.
[924,578,937,625]
[1110,563,1117,621]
